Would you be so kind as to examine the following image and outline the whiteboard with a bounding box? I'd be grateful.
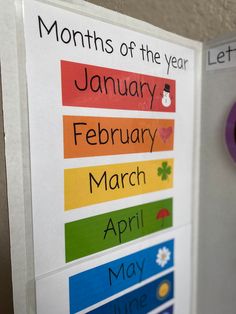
[1,0,202,313]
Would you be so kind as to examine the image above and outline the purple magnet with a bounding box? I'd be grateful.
[225,102,236,162]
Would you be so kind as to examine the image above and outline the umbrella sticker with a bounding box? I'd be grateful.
[156,208,170,227]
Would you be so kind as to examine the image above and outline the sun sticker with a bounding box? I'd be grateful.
[156,280,171,300]
[156,246,171,267]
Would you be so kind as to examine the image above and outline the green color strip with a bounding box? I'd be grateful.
[65,198,172,262]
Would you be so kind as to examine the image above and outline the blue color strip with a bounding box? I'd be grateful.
[88,272,174,314]
[69,240,174,313]
[158,305,174,314]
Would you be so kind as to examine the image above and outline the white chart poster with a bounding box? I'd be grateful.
[23,0,196,313]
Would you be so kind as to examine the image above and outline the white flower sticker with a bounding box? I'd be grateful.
[156,246,171,267]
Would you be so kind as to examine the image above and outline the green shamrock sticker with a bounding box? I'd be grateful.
[157,162,172,181]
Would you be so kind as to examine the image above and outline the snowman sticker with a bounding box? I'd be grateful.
[161,84,171,108]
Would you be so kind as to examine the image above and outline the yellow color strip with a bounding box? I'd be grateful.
[64,159,173,210]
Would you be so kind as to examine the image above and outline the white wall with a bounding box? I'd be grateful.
[0,65,14,314]
[86,0,236,41]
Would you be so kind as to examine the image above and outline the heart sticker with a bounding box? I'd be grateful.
[158,127,173,143]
